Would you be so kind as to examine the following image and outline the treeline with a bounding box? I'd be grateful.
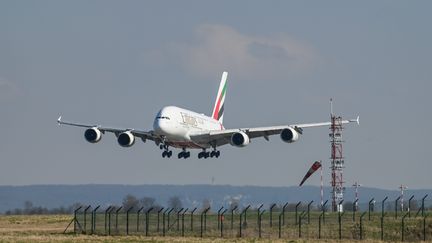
[2,194,186,215]
[4,201,81,215]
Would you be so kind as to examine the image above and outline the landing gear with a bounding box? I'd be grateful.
[210,150,220,158]
[198,150,209,159]
[198,148,220,159]
[162,150,172,158]
[178,150,190,159]
[160,141,172,158]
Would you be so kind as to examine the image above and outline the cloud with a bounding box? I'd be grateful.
[152,24,317,80]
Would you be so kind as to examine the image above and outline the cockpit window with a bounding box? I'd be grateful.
[156,116,170,120]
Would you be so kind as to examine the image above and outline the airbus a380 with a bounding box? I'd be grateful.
[58,72,359,159]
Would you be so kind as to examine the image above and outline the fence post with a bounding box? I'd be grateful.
[156,207,163,232]
[338,200,344,240]
[282,202,288,225]
[217,206,224,229]
[408,195,414,218]
[298,211,305,238]
[104,206,111,235]
[382,196,388,219]
[231,206,237,230]
[243,205,250,228]
[91,205,100,234]
[360,212,366,240]
[190,208,197,232]
[108,206,115,235]
[307,200,314,224]
[220,209,227,237]
[145,207,153,236]
[115,206,123,233]
[177,208,184,231]
[401,212,408,241]
[258,210,265,238]
[73,206,82,234]
[167,208,174,231]
[257,204,263,225]
[319,211,324,239]
[295,202,301,225]
[270,203,276,227]
[278,213,282,238]
[395,196,401,219]
[368,198,374,221]
[162,208,169,236]
[200,207,210,237]
[83,205,91,234]
[136,207,144,232]
[353,199,358,222]
[422,194,428,217]
[322,200,328,224]
[181,208,188,237]
[424,214,428,241]
[239,212,242,238]
[204,207,210,232]
[126,206,133,235]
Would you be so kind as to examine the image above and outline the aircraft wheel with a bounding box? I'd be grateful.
[185,151,190,159]
[198,152,203,159]
[215,151,220,158]
[178,152,184,159]
[168,151,173,157]
[210,151,215,157]
[162,151,167,158]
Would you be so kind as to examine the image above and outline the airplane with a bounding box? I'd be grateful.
[58,72,359,159]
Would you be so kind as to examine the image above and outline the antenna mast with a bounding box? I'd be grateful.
[330,98,345,212]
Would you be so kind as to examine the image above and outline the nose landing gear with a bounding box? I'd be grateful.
[160,142,172,158]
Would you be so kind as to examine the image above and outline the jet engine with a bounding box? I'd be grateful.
[84,127,102,143]
[280,127,300,143]
[117,131,135,147]
[230,131,250,147]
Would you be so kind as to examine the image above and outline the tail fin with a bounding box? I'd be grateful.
[211,71,228,124]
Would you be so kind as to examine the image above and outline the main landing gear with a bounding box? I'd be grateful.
[198,149,220,159]
[178,148,190,159]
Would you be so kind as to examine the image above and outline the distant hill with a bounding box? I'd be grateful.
[0,184,431,213]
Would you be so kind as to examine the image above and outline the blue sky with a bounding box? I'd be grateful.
[1,1,431,190]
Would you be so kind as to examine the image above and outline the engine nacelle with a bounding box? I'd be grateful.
[280,127,300,143]
[117,131,135,147]
[84,127,102,143]
[230,131,250,147]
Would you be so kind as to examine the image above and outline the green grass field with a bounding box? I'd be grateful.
[0,213,431,242]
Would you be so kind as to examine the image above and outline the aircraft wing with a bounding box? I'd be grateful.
[57,116,159,141]
[190,116,359,147]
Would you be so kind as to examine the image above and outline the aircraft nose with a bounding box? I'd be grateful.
[154,119,167,135]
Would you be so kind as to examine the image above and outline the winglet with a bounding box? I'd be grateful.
[57,116,62,125]
[349,116,360,125]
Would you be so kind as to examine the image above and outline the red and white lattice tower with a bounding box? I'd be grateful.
[330,99,345,212]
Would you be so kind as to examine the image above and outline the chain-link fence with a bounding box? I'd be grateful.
[67,198,432,241]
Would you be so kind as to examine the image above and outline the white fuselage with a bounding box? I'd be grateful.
[153,106,223,148]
